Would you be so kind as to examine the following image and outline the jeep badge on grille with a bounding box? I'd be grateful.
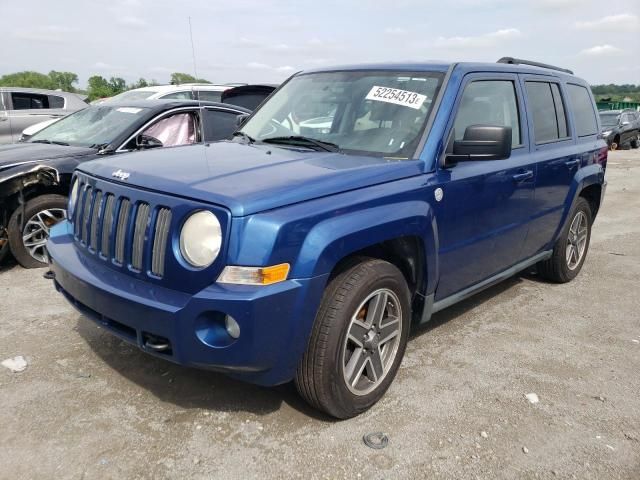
[112,169,130,180]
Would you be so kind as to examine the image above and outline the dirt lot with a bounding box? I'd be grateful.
[1,149,639,480]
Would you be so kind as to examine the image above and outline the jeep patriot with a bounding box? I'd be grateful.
[47,58,607,418]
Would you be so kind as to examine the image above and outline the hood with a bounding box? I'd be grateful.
[78,142,423,216]
[0,143,97,172]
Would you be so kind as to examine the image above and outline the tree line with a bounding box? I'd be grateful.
[1,70,638,102]
[0,71,211,101]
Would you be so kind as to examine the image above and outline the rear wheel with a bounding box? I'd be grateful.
[8,195,67,268]
[631,133,639,149]
[610,136,620,150]
[295,258,411,419]
[537,197,592,283]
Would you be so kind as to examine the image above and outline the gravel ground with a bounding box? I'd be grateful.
[1,149,639,480]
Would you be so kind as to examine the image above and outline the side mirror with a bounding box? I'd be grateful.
[136,134,163,150]
[621,121,630,126]
[236,113,250,128]
[445,125,512,166]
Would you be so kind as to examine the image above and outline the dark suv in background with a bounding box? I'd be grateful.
[599,109,640,150]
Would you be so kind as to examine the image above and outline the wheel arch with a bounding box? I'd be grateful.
[551,164,604,245]
[292,201,439,324]
[0,165,70,225]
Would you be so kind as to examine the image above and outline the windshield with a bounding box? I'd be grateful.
[599,113,619,127]
[29,106,149,148]
[240,70,444,158]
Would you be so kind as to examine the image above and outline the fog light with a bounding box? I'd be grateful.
[225,315,240,339]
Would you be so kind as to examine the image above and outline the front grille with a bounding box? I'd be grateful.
[71,180,172,277]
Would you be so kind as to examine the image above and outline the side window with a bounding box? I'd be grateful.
[202,109,241,141]
[566,84,598,137]
[11,92,50,110]
[141,112,197,147]
[196,91,222,102]
[453,80,521,147]
[48,95,65,109]
[161,91,193,100]
[525,82,567,143]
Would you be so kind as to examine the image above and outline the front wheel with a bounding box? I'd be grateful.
[631,133,639,149]
[8,194,67,268]
[537,197,592,283]
[295,258,411,419]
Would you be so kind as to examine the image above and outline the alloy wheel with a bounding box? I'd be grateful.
[566,211,588,270]
[21,208,66,263]
[341,288,403,396]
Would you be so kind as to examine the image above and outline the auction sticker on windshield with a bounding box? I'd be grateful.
[366,86,427,110]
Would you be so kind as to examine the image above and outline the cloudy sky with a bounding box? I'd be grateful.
[1,0,638,87]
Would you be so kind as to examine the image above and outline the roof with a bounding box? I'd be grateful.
[0,86,85,98]
[300,60,584,81]
[127,84,230,94]
[89,99,251,112]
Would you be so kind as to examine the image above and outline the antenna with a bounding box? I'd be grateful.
[188,16,199,80]
[188,17,206,144]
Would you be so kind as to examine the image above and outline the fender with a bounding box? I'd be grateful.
[293,200,438,289]
[0,163,64,201]
[252,198,439,382]
[550,163,605,246]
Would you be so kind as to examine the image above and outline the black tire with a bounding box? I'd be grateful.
[631,134,639,149]
[0,226,9,264]
[537,197,592,283]
[8,194,67,269]
[295,258,411,419]
[610,136,620,150]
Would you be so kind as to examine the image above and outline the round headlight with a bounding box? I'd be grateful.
[68,179,79,218]
[179,211,222,268]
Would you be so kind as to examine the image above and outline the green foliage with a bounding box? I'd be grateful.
[0,71,79,92]
[0,71,56,89]
[86,76,129,101]
[591,84,640,102]
[48,71,79,92]
[170,72,210,85]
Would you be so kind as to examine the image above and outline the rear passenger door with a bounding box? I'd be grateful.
[520,79,599,257]
[7,91,66,142]
[435,74,537,300]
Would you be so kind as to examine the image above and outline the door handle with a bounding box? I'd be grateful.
[512,170,534,182]
[565,159,580,169]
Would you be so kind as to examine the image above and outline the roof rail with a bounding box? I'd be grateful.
[497,57,574,75]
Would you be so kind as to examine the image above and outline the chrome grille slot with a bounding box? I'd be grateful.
[100,194,115,257]
[73,183,86,238]
[71,176,177,279]
[151,208,171,277]
[131,203,150,271]
[80,186,93,243]
[89,191,102,251]
[114,199,130,264]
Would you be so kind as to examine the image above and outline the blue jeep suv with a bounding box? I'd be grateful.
[47,58,607,418]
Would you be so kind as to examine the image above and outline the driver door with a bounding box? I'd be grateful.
[434,74,537,300]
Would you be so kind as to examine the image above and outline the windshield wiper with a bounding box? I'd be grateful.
[31,139,70,146]
[262,136,341,152]
[232,131,255,144]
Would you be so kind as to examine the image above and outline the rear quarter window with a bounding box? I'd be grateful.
[48,95,65,109]
[567,84,598,137]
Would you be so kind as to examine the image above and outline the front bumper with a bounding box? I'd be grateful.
[47,222,328,386]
